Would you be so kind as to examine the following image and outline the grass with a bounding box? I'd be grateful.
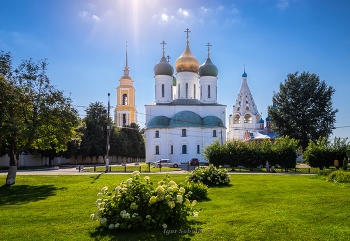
[0,173,349,241]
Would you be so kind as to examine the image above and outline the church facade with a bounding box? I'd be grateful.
[227,70,278,141]
[144,30,226,163]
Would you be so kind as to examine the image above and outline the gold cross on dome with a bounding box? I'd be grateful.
[184,28,191,43]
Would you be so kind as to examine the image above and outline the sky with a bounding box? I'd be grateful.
[1,0,350,140]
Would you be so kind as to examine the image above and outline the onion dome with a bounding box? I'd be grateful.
[242,71,247,78]
[175,43,200,73]
[259,118,265,123]
[265,116,271,121]
[154,56,174,76]
[199,57,218,77]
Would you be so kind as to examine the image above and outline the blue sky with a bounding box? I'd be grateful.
[1,0,350,140]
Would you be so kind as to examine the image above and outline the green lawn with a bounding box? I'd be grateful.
[0,173,349,241]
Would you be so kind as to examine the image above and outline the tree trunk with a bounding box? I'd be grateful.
[6,150,18,185]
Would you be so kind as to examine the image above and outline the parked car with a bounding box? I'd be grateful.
[153,159,181,168]
[189,158,199,166]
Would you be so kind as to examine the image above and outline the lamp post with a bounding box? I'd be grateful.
[106,93,110,173]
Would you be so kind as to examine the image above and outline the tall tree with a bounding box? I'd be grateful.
[81,102,108,162]
[0,51,79,185]
[268,71,338,151]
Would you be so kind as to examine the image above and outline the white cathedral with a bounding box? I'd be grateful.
[144,30,226,163]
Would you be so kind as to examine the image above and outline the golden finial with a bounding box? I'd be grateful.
[184,28,191,44]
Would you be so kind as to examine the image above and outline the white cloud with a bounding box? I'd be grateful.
[92,15,100,21]
[79,11,88,18]
[178,8,189,17]
[277,0,289,10]
[161,13,169,21]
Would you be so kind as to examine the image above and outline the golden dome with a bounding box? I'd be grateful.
[175,43,200,73]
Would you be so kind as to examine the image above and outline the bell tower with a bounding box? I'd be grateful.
[114,41,137,126]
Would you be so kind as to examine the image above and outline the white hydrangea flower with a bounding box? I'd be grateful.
[177,195,183,203]
[193,211,199,219]
[101,186,108,194]
[115,223,120,228]
[191,200,197,206]
[108,224,115,229]
[100,218,107,225]
[132,171,140,177]
[97,193,102,197]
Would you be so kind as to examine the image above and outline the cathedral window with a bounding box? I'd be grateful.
[162,84,165,97]
[194,84,196,98]
[208,85,211,98]
[182,129,186,137]
[122,94,128,105]
[197,145,200,154]
[155,130,159,138]
[234,114,240,124]
[244,114,252,123]
[123,114,127,126]
[213,130,217,137]
[178,84,180,98]
[155,145,159,155]
[186,83,188,98]
[182,145,187,154]
[170,145,173,154]
[246,106,249,110]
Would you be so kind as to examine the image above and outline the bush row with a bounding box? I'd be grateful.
[202,136,299,169]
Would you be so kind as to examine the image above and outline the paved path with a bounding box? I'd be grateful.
[0,164,315,175]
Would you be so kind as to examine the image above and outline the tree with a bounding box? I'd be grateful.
[0,51,79,185]
[268,71,338,151]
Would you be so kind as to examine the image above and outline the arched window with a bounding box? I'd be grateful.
[170,145,173,154]
[197,145,200,154]
[208,85,211,98]
[155,130,159,138]
[186,83,188,98]
[161,84,165,97]
[155,145,159,155]
[244,114,252,123]
[182,145,187,154]
[213,130,217,137]
[178,84,180,98]
[122,94,128,105]
[194,84,196,98]
[234,114,240,124]
[182,129,186,137]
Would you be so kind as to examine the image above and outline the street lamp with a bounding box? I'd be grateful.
[106,93,110,173]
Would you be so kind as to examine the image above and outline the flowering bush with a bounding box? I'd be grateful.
[90,171,199,230]
[187,164,231,186]
[181,181,209,201]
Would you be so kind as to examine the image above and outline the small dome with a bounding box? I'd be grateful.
[154,56,174,76]
[199,58,218,77]
[169,111,202,127]
[203,116,223,127]
[259,118,265,123]
[175,44,200,73]
[120,74,132,80]
[265,116,271,121]
[242,71,247,78]
[147,116,170,128]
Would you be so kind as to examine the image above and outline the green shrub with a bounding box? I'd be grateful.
[326,170,350,183]
[343,157,348,171]
[90,171,199,230]
[316,168,334,177]
[187,164,231,186]
[181,181,209,201]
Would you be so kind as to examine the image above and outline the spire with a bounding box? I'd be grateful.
[124,41,129,76]
[206,42,212,58]
[242,64,247,78]
[160,40,166,57]
[184,28,191,45]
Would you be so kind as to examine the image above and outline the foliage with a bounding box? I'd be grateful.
[180,181,209,201]
[0,51,79,184]
[268,71,338,151]
[326,170,350,183]
[304,137,349,169]
[187,164,231,186]
[90,172,199,230]
[343,157,348,171]
[203,137,299,168]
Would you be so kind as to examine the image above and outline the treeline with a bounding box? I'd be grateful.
[60,102,145,163]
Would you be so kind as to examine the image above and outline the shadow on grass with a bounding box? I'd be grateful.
[90,173,104,184]
[89,221,202,241]
[0,184,66,205]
